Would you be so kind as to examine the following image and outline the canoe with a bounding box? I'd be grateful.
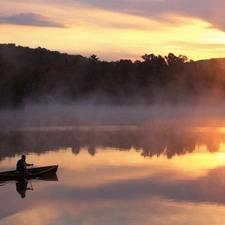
[0,165,58,181]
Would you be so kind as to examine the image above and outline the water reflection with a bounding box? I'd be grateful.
[16,180,33,198]
[0,126,224,161]
[1,145,225,224]
[1,174,58,199]
[2,123,225,224]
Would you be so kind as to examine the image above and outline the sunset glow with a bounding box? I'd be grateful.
[1,0,225,61]
[2,143,225,187]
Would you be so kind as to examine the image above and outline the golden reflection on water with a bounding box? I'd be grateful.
[1,143,225,189]
[2,125,225,224]
[1,140,225,184]
[2,191,225,225]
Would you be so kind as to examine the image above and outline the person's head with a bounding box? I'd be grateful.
[21,155,26,160]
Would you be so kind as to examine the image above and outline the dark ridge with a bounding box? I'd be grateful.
[1,43,225,107]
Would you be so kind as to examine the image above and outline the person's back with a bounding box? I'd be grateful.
[16,158,25,173]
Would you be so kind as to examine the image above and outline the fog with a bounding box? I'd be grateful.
[1,103,225,131]
[1,103,225,163]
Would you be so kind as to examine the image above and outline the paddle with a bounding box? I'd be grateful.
[29,180,34,191]
[27,164,34,175]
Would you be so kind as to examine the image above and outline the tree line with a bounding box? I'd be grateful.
[0,127,221,160]
[1,43,225,107]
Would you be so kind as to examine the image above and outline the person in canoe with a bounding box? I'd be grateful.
[16,155,33,175]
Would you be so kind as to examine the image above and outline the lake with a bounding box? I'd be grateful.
[1,105,225,225]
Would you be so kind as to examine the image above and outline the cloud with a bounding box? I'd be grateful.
[168,40,225,49]
[73,0,225,31]
[0,13,67,28]
[2,1,225,31]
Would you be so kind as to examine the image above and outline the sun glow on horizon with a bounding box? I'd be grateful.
[2,142,225,186]
[1,8,225,61]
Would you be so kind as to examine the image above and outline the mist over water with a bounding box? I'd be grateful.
[1,102,225,161]
[1,103,225,130]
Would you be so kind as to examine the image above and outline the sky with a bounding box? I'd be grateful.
[1,0,225,61]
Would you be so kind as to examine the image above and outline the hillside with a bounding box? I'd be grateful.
[1,43,225,107]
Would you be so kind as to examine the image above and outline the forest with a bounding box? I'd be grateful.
[1,43,225,107]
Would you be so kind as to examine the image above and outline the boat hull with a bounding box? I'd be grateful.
[0,165,58,181]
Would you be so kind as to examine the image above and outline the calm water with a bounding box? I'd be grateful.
[1,106,225,225]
